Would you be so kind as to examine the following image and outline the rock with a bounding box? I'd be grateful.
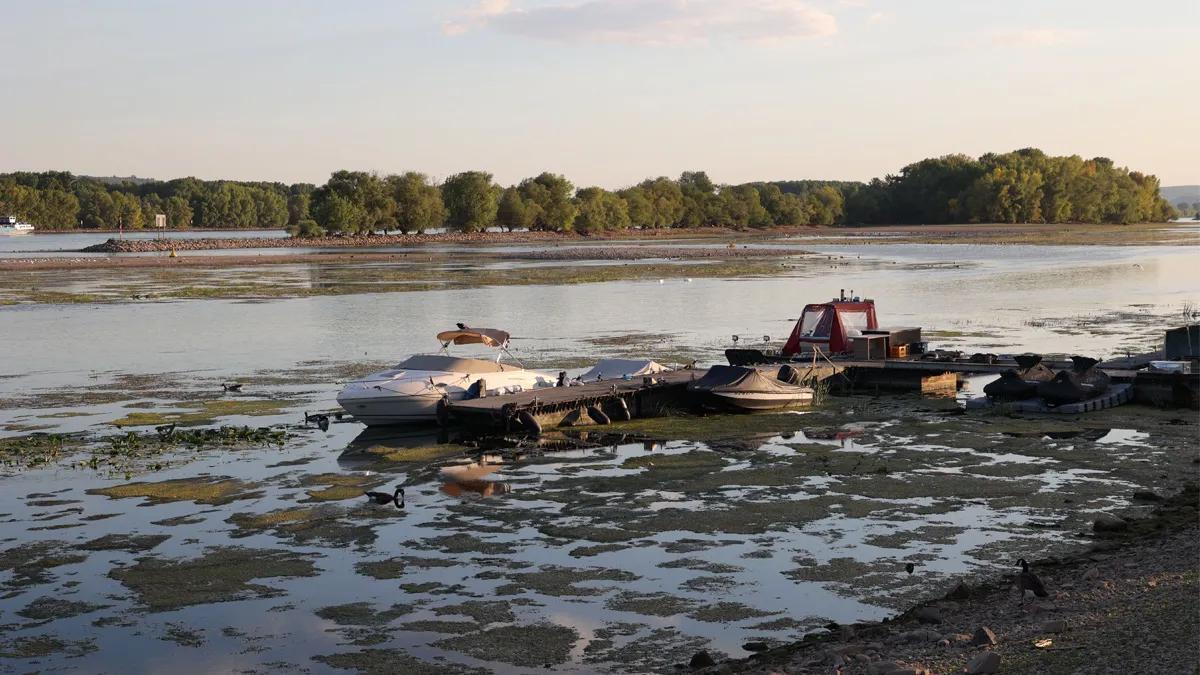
[689,650,716,669]
[854,654,872,665]
[965,651,1001,674]
[1132,490,1163,502]
[1093,513,1128,532]
[970,626,998,646]
[947,633,972,643]
[1082,567,1100,581]
[1043,620,1067,633]
[938,638,950,647]
[840,624,858,641]
[869,661,901,675]
[742,642,769,652]
[944,581,971,600]
[915,606,942,624]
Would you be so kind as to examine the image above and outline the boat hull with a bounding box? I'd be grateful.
[694,389,814,412]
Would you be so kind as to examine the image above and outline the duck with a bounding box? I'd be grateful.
[304,411,330,432]
[364,486,404,506]
[905,562,915,575]
[222,382,243,392]
[155,423,176,440]
[1016,558,1048,604]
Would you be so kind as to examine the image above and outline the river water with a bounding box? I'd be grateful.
[0,236,1196,673]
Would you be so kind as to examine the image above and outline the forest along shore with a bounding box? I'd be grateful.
[712,486,1200,675]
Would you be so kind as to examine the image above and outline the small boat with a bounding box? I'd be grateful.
[336,328,556,426]
[983,354,1056,401]
[727,290,880,365]
[1037,356,1111,405]
[0,215,35,235]
[688,365,814,412]
[575,358,669,383]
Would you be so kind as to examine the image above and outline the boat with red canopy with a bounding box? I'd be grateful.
[728,290,883,365]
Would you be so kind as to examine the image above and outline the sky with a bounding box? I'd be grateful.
[1,0,1198,188]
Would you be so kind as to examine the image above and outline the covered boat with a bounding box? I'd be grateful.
[983,354,1057,401]
[688,365,814,412]
[1037,356,1111,405]
[728,291,878,365]
[577,358,668,382]
[336,328,555,426]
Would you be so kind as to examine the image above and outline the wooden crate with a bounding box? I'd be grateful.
[889,344,909,359]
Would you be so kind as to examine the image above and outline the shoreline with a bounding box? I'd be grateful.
[709,485,1200,675]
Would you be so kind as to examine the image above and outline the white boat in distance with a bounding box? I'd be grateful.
[337,327,556,426]
[0,215,35,235]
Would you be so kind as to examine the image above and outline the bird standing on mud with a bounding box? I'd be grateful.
[1016,558,1048,604]
[364,487,405,508]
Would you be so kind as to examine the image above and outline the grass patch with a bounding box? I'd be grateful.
[88,476,261,505]
[109,399,294,426]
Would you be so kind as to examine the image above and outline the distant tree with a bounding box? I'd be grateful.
[618,186,653,227]
[756,183,807,226]
[37,189,80,229]
[287,218,325,237]
[287,188,313,226]
[388,172,446,234]
[164,195,193,228]
[637,177,685,228]
[110,191,144,228]
[573,187,630,235]
[518,173,576,232]
[720,185,771,229]
[442,171,498,232]
[678,171,721,227]
[496,186,535,232]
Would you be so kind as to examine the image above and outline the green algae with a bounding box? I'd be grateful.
[569,543,630,557]
[79,533,170,553]
[433,623,579,668]
[433,600,517,625]
[313,648,488,675]
[495,565,639,597]
[17,597,106,622]
[109,398,294,426]
[300,472,387,502]
[88,476,262,505]
[161,623,206,648]
[0,635,97,659]
[658,557,744,574]
[397,620,481,634]
[355,555,457,580]
[606,591,698,617]
[109,547,318,612]
[687,601,777,623]
[0,541,86,591]
[315,602,415,626]
[420,533,517,555]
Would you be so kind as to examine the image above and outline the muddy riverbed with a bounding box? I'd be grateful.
[0,230,1197,673]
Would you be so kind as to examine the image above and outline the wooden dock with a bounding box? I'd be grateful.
[443,353,1188,433]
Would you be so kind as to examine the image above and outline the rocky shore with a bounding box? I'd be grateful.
[699,485,1199,675]
[77,226,803,253]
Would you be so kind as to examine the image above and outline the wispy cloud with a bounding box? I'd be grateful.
[443,0,838,46]
[990,28,1087,47]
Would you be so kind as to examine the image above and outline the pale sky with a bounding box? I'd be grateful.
[2,0,1197,187]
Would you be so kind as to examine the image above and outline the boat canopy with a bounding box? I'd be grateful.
[781,300,877,356]
[579,358,668,382]
[688,365,804,394]
[436,328,510,347]
[395,354,510,373]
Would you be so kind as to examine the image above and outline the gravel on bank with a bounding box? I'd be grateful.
[704,485,1200,675]
[77,226,808,253]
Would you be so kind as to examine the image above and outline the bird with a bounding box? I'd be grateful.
[905,562,915,575]
[1016,558,1048,604]
[456,322,468,330]
[732,334,740,343]
[155,423,176,440]
[365,487,404,506]
[222,383,243,392]
[304,412,330,432]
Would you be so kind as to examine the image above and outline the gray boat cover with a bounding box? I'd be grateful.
[688,365,807,394]
[580,358,668,381]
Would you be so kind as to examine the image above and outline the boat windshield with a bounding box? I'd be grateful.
[799,307,832,338]
[395,354,510,373]
[839,310,871,333]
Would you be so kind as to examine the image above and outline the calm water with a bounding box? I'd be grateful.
[0,229,286,255]
[0,239,1196,673]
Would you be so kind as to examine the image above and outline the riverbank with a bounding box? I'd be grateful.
[72,222,1194,254]
[710,485,1200,675]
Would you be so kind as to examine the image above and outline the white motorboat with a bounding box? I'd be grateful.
[688,365,814,412]
[336,328,556,426]
[0,215,35,235]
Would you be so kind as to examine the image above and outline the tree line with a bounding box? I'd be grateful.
[0,149,1176,233]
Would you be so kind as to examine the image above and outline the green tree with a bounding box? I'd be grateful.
[164,196,193,228]
[618,186,653,227]
[573,187,630,235]
[518,173,576,231]
[110,191,144,228]
[387,172,446,234]
[313,193,366,233]
[720,185,771,228]
[637,177,685,228]
[441,171,498,232]
[496,186,535,231]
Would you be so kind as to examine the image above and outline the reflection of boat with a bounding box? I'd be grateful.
[1038,356,1110,405]
[438,459,510,498]
[0,215,35,235]
[337,328,556,426]
[688,365,814,412]
[337,427,452,469]
[983,354,1056,401]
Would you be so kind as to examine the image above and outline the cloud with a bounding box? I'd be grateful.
[443,0,837,45]
[990,28,1087,47]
